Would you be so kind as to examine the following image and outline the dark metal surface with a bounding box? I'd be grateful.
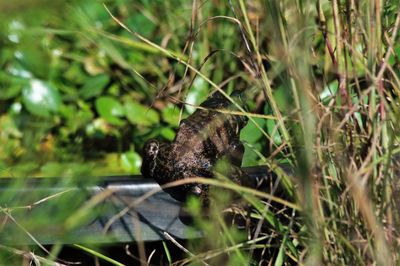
[0,166,283,244]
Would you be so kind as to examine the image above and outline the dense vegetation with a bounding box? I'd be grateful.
[1,0,400,265]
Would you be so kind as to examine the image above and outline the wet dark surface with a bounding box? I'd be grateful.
[51,241,186,265]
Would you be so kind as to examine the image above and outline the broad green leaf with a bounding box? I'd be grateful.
[266,119,282,145]
[64,62,88,84]
[95,96,125,126]
[185,77,209,113]
[160,127,176,141]
[60,105,93,133]
[121,151,142,174]
[242,142,262,167]
[80,74,110,99]
[273,85,289,113]
[161,104,181,126]
[240,118,265,143]
[1,66,30,99]
[0,85,21,100]
[22,79,62,117]
[124,99,159,126]
[14,46,50,79]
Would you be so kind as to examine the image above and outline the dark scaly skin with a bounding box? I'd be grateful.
[141,91,255,200]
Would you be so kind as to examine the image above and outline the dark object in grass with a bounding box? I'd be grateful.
[141,91,257,201]
[0,166,283,245]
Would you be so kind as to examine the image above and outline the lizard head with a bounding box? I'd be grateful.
[141,139,160,178]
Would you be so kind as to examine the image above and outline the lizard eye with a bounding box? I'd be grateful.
[144,139,159,159]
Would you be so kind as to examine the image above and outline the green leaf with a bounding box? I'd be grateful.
[126,13,156,36]
[320,80,338,103]
[185,77,209,113]
[80,74,110,99]
[160,127,176,141]
[22,79,62,117]
[161,104,181,126]
[64,62,88,84]
[266,119,282,145]
[242,142,262,167]
[240,118,265,143]
[121,151,142,174]
[95,96,125,126]
[124,99,159,126]
[0,85,22,100]
[60,105,93,133]
[15,46,50,79]
[0,67,29,99]
[273,85,289,113]
[274,235,287,266]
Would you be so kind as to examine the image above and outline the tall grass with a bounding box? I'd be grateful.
[255,1,399,264]
[164,0,400,265]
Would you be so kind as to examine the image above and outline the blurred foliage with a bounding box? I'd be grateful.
[0,0,270,177]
